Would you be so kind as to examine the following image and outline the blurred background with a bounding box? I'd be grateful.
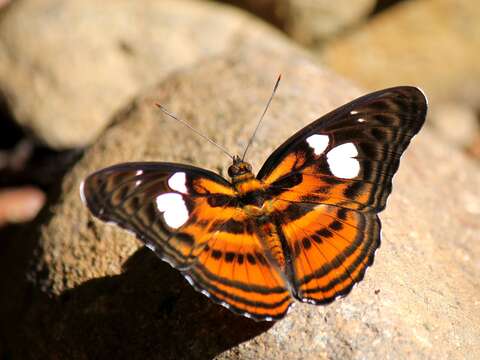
[0,0,479,358]
[0,0,479,231]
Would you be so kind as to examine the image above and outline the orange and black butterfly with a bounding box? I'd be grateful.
[81,85,427,321]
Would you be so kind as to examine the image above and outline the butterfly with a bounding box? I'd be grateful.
[80,85,427,321]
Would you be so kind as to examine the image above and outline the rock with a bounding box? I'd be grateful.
[3,48,480,359]
[0,0,11,10]
[0,0,292,149]
[220,0,376,47]
[321,0,480,110]
[0,186,45,226]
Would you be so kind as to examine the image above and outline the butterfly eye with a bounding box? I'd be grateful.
[227,165,237,178]
[227,162,252,178]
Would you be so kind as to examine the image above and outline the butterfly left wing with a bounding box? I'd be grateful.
[81,162,292,320]
[258,87,427,303]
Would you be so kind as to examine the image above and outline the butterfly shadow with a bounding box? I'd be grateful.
[47,247,273,359]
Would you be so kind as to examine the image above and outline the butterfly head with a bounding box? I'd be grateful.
[228,155,253,182]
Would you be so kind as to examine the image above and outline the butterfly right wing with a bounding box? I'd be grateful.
[257,87,427,304]
[81,162,292,320]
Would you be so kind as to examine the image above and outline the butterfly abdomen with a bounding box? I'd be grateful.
[253,218,286,270]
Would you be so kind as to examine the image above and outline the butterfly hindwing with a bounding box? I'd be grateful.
[186,213,293,320]
[259,86,427,303]
[274,201,380,304]
[81,162,292,320]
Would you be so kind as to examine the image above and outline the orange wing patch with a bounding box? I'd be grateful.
[272,200,380,303]
[263,154,375,211]
[185,211,293,320]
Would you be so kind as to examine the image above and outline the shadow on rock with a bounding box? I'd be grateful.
[18,247,273,359]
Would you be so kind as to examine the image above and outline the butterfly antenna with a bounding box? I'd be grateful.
[156,104,234,160]
[241,74,282,161]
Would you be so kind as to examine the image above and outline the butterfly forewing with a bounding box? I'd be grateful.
[81,162,292,320]
[259,86,427,212]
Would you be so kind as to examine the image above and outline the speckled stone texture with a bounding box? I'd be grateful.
[2,48,479,360]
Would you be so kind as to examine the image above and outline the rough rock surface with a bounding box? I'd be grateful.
[0,0,292,149]
[321,0,480,108]
[2,49,480,359]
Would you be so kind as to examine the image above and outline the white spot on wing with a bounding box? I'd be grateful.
[184,275,194,286]
[286,302,296,315]
[350,110,359,115]
[145,243,156,252]
[168,172,188,194]
[155,193,189,228]
[135,180,142,186]
[357,118,366,123]
[79,180,87,205]
[243,312,253,319]
[136,170,143,176]
[220,301,230,309]
[327,142,360,179]
[306,134,329,155]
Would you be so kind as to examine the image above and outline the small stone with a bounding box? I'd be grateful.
[0,186,45,226]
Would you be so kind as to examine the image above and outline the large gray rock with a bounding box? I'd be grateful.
[0,0,291,149]
[4,47,480,359]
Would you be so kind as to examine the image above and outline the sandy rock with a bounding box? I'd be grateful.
[220,0,376,47]
[4,48,480,359]
[0,0,291,149]
[321,0,480,109]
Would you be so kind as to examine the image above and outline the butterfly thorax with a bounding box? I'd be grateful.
[228,157,268,204]
[228,156,254,183]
